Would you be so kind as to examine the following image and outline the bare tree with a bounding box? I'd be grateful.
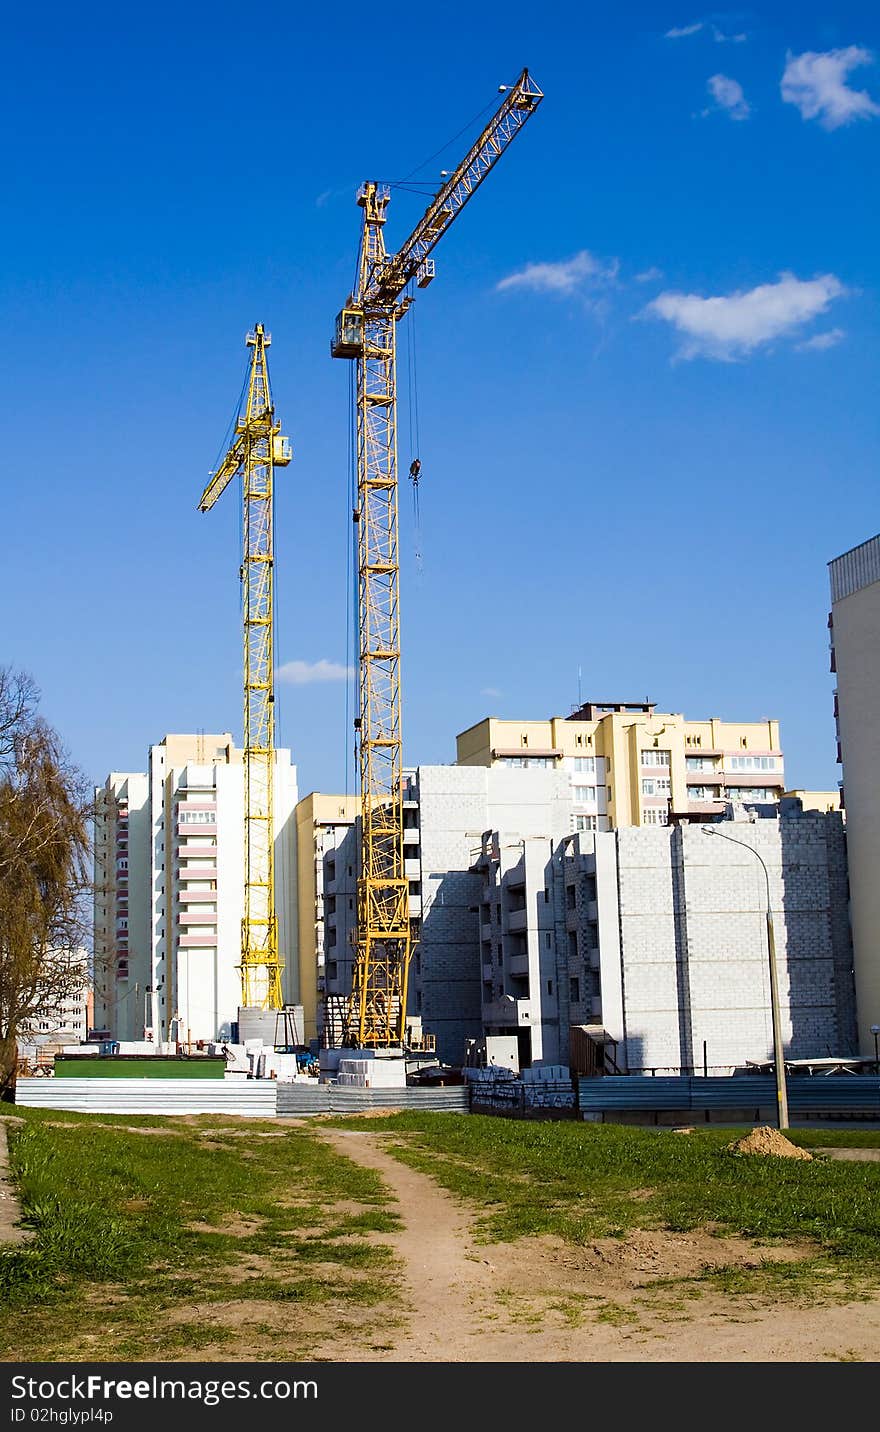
[0,668,91,1092]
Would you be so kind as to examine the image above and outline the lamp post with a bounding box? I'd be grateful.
[702,824,789,1130]
[871,1025,880,1075]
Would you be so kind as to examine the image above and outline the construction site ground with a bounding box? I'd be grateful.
[2,1109,880,1364]
[314,1125,880,1363]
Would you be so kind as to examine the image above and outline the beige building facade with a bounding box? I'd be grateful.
[829,533,880,1053]
[457,702,784,831]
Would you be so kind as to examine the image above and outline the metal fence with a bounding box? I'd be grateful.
[276,1084,469,1116]
[577,1075,880,1121]
[14,1077,279,1117]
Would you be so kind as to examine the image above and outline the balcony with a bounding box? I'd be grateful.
[177,888,217,904]
[507,907,528,933]
[482,963,494,982]
[178,911,217,927]
[587,899,598,923]
[177,866,218,881]
[177,822,217,837]
[177,845,218,860]
[480,921,493,943]
[178,934,218,948]
[588,946,601,971]
[508,952,530,978]
[404,858,420,881]
[403,827,420,844]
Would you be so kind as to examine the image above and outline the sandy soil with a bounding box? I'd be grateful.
[310,1129,880,1363]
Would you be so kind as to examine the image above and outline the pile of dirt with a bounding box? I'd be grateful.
[727,1126,813,1160]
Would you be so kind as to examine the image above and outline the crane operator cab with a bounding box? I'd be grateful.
[272,434,292,466]
[331,307,365,359]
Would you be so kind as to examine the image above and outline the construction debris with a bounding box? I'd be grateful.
[727,1126,813,1160]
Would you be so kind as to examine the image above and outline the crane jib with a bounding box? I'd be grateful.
[366,70,544,307]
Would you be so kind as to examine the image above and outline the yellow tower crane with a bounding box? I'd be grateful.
[332,69,544,1049]
[199,324,291,1010]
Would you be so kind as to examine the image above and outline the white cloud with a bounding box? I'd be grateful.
[796,327,846,352]
[480,687,503,699]
[712,25,747,43]
[635,266,664,284]
[496,250,618,297]
[706,73,750,119]
[665,19,747,41]
[644,271,846,360]
[666,21,703,37]
[276,658,352,685]
[781,46,880,129]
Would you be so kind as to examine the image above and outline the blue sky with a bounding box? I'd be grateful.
[2,1,878,798]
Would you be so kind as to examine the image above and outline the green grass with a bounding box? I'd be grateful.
[0,1107,401,1362]
[325,1112,880,1278]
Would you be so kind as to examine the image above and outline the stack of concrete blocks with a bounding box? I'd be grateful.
[613,814,856,1073]
[336,1053,407,1088]
[207,1041,250,1076]
[463,1065,516,1082]
[521,1063,575,1108]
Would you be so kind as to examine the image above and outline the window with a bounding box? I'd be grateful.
[728,755,777,771]
[573,785,597,803]
[568,930,578,960]
[686,757,715,772]
[570,977,580,1003]
[545,933,551,948]
[643,808,669,826]
[566,885,576,910]
[575,814,597,832]
[178,809,216,824]
[547,979,553,995]
[573,756,595,774]
[641,749,671,767]
[641,779,655,796]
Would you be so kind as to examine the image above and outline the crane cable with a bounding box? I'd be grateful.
[345,359,358,799]
[404,288,423,575]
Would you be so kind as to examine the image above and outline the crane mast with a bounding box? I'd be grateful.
[332,70,543,1049]
[199,324,292,1010]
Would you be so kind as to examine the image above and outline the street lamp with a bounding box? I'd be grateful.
[702,824,789,1130]
[871,1025,880,1074]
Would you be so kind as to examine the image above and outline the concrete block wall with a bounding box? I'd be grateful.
[615,815,856,1072]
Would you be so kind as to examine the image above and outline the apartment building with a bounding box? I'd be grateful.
[295,792,359,1045]
[295,780,422,1047]
[456,702,785,830]
[471,811,854,1072]
[829,533,880,1053]
[94,734,298,1044]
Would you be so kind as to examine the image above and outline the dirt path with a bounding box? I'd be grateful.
[0,1119,30,1246]
[316,1129,880,1363]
